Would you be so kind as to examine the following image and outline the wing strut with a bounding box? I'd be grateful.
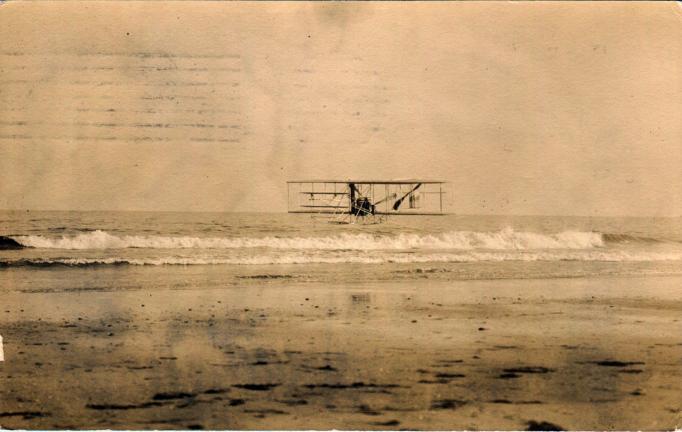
[393,183,422,211]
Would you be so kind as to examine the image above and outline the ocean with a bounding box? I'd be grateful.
[2,211,682,292]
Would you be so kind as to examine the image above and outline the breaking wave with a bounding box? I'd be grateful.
[2,250,682,268]
[12,228,608,251]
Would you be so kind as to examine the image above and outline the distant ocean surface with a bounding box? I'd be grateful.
[2,211,682,292]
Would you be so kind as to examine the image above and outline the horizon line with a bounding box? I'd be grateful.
[0,208,680,219]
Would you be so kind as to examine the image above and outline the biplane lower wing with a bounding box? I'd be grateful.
[287,179,446,221]
[288,210,446,215]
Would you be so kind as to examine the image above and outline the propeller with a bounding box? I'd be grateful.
[392,183,422,211]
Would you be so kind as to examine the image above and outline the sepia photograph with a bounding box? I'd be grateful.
[0,1,680,430]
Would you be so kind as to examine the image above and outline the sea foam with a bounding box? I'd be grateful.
[2,249,682,268]
[13,228,605,251]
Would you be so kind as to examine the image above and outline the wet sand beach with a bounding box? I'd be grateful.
[1,274,681,430]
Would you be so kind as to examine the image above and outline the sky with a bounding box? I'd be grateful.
[0,1,680,216]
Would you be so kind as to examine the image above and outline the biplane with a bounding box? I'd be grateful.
[287,180,446,224]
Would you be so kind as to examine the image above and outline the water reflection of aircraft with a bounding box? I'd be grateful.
[287,179,446,224]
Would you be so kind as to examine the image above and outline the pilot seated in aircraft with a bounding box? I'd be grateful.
[352,197,374,216]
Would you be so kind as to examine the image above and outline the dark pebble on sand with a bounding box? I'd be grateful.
[233,383,280,391]
[153,391,194,400]
[316,364,338,371]
[504,366,553,374]
[435,372,465,379]
[431,399,467,410]
[203,388,229,395]
[356,404,380,416]
[0,411,49,419]
[590,360,644,367]
[373,420,400,426]
[526,420,564,431]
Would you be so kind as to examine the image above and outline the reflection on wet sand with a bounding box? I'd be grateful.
[1,276,681,430]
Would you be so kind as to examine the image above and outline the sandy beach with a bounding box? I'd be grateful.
[1,273,680,430]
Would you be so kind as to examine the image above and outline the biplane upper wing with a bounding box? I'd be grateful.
[287,179,445,185]
[287,179,446,215]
